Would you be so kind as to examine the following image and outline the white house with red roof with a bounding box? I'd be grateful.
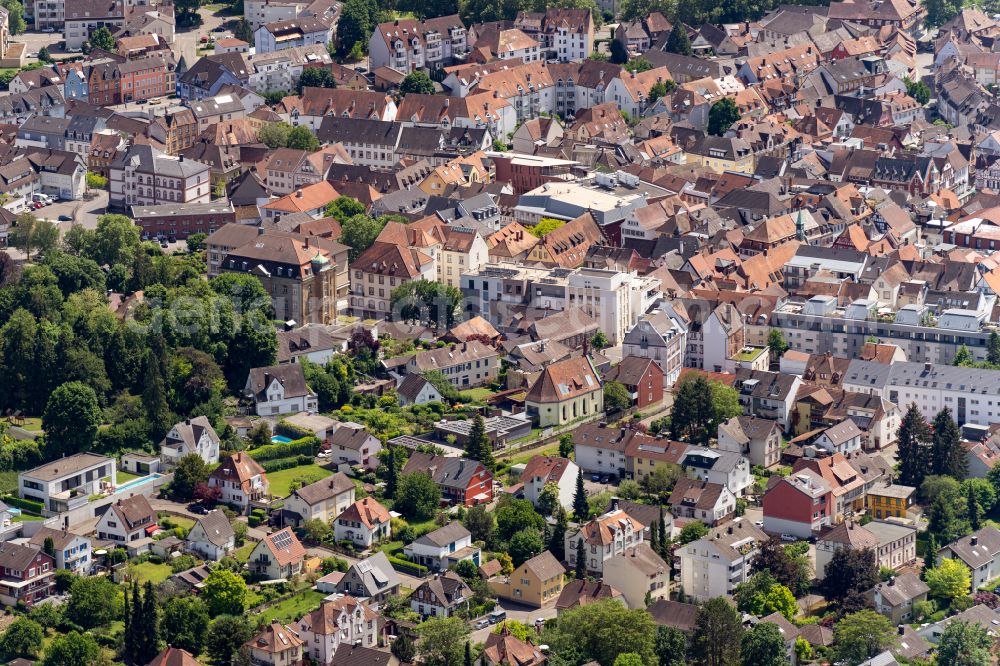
[564,504,644,575]
[208,452,269,514]
[520,455,579,511]
[248,526,305,580]
[334,497,392,548]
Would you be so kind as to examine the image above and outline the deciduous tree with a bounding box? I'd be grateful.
[692,597,743,666]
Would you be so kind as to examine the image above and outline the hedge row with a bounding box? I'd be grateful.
[260,454,314,473]
[274,421,315,441]
[3,495,44,514]
[387,555,429,576]
[247,436,318,462]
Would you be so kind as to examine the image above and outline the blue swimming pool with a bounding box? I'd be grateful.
[271,435,293,444]
[117,473,163,491]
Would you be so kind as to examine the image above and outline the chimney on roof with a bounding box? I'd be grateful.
[898,626,905,635]
[179,154,184,162]
[611,497,619,511]
[264,372,271,387]
[924,361,932,372]
[972,535,979,546]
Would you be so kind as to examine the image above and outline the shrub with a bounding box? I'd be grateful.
[246,436,319,461]
[260,455,314,472]
[387,555,428,576]
[3,495,44,514]
[274,421,314,441]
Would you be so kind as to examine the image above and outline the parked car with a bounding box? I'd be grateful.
[57,214,72,221]
[591,474,600,482]
[188,503,209,515]
[213,25,226,31]
[780,533,797,542]
[474,619,489,629]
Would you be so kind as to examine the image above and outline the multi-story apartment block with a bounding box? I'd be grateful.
[679,518,769,601]
[220,233,344,323]
[514,9,594,62]
[64,0,126,49]
[462,264,660,346]
[245,0,309,30]
[368,16,468,73]
[350,241,435,318]
[109,144,211,210]
[254,16,331,53]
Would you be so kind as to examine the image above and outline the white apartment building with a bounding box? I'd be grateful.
[369,16,468,73]
[253,16,330,53]
[679,518,769,601]
[844,360,1000,426]
[282,473,356,525]
[681,447,753,497]
[245,0,308,31]
[462,264,660,346]
[622,306,689,386]
[770,295,997,365]
[247,45,333,93]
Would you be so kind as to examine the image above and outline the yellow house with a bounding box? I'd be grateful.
[866,482,916,520]
[688,135,755,174]
[525,356,603,427]
[489,551,565,608]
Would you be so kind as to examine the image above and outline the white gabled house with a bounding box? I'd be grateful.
[334,497,392,548]
[159,416,221,468]
[245,364,318,416]
[96,495,158,546]
[207,452,269,515]
[186,510,236,561]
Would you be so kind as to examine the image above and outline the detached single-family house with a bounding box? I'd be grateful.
[248,527,305,580]
[159,416,221,468]
[186,510,236,561]
[681,446,753,497]
[27,528,92,576]
[402,452,494,507]
[245,364,318,416]
[245,622,304,666]
[404,522,481,571]
[337,551,402,606]
[334,497,392,548]
[938,526,1000,591]
[208,452,269,515]
[96,494,158,545]
[565,505,644,576]
[282,472,356,526]
[669,478,736,526]
[410,570,472,618]
[397,373,444,406]
[328,423,382,470]
[520,455,579,511]
[602,543,670,609]
[870,572,930,624]
[296,595,380,664]
[489,550,565,608]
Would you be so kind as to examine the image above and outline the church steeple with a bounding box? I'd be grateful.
[796,209,807,243]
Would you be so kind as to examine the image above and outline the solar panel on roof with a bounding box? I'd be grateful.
[271,531,293,550]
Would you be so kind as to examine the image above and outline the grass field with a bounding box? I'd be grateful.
[116,471,143,484]
[159,514,195,530]
[257,589,327,624]
[0,471,18,496]
[460,387,496,402]
[14,417,43,432]
[130,561,173,585]
[266,464,333,497]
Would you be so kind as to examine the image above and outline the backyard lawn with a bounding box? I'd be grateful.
[233,542,255,563]
[159,514,195,530]
[257,589,327,623]
[130,561,173,585]
[115,471,142,485]
[460,387,496,402]
[267,464,333,497]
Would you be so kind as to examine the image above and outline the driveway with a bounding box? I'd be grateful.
[173,8,228,68]
[469,600,557,643]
